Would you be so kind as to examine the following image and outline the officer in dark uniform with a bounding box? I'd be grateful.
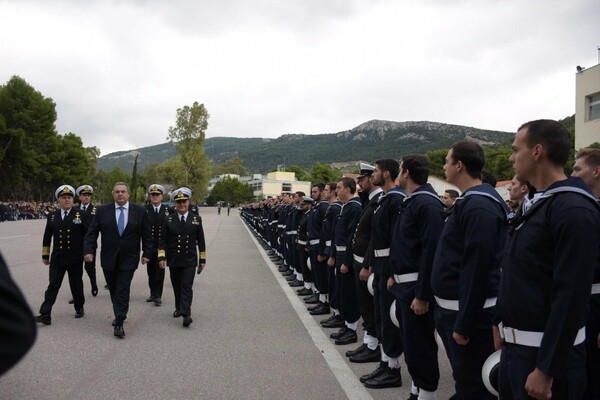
[361,159,406,389]
[167,187,200,216]
[388,155,445,399]
[145,184,168,306]
[346,163,382,363]
[76,185,98,296]
[328,177,363,346]
[158,187,206,328]
[305,183,329,300]
[36,185,89,324]
[496,121,600,399]
[431,141,507,399]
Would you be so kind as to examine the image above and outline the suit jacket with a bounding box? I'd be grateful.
[145,203,169,249]
[158,213,206,268]
[84,203,152,271]
[42,209,89,266]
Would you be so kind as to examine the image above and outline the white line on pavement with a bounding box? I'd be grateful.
[0,234,30,240]
[242,223,374,400]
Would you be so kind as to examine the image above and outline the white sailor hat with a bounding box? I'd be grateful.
[357,162,375,179]
[76,185,94,196]
[482,350,501,396]
[302,196,314,204]
[172,187,192,201]
[148,184,165,195]
[55,185,76,199]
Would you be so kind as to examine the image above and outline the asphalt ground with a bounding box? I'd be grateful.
[0,208,455,400]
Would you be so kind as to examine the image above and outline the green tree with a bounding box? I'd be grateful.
[212,156,248,176]
[426,149,448,179]
[308,162,342,183]
[130,153,140,203]
[284,165,310,181]
[207,176,253,206]
[167,102,211,199]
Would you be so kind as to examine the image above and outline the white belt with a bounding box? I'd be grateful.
[394,272,418,283]
[434,296,497,311]
[277,224,285,228]
[353,254,365,263]
[297,240,307,245]
[336,245,347,252]
[285,230,297,235]
[325,240,332,246]
[499,322,586,347]
[269,221,276,225]
[592,283,600,295]
[374,248,390,257]
[309,239,320,245]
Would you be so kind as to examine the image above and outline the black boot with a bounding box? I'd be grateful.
[363,366,402,389]
[359,361,387,383]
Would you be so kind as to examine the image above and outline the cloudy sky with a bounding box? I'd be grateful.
[1,0,599,155]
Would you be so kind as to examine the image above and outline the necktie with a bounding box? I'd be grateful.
[63,211,68,220]
[181,215,185,223]
[118,207,125,236]
[82,205,86,212]
[155,207,159,214]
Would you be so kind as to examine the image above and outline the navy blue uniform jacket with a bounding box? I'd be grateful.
[370,187,407,276]
[497,177,600,377]
[431,183,507,337]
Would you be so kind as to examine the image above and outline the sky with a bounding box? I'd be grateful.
[1,0,599,155]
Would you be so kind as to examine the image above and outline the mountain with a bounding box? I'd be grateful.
[97,120,513,174]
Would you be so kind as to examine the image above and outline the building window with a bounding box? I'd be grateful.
[251,182,262,191]
[589,93,600,121]
[282,183,292,192]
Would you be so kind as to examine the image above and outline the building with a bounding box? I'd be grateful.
[209,171,312,200]
[575,62,600,150]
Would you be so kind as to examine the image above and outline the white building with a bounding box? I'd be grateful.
[208,171,312,200]
[575,63,600,150]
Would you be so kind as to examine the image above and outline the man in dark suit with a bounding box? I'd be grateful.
[36,185,89,324]
[145,184,168,306]
[84,182,152,338]
[158,187,206,328]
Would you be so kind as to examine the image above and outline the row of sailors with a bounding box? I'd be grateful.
[241,120,600,400]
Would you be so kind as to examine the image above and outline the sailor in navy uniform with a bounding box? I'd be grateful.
[158,188,206,328]
[571,147,600,400]
[76,185,98,296]
[388,155,445,399]
[495,123,600,400]
[145,184,168,306]
[328,177,363,346]
[431,141,507,399]
[36,185,89,325]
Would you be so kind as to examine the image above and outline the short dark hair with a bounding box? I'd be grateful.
[312,182,325,191]
[576,148,600,168]
[375,159,400,181]
[481,170,497,187]
[401,154,429,185]
[518,119,571,167]
[450,141,485,179]
[339,177,357,194]
[326,182,337,192]
[444,189,459,199]
[295,191,306,197]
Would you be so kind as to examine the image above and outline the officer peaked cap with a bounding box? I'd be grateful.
[55,185,76,199]
[357,162,375,179]
[76,185,94,196]
[148,184,165,194]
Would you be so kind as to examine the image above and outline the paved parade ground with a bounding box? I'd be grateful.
[0,208,454,400]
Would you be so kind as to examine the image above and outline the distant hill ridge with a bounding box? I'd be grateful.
[97,119,512,174]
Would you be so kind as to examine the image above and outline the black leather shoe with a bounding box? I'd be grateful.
[335,328,357,345]
[330,326,348,339]
[321,315,346,328]
[68,298,74,304]
[309,302,330,315]
[173,310,181,318]
[114,325,125,338]
[153,298,162,306]
[406,394,419,400]
[35,314,51,325]
[360,361,388,383]
[346,343,367,357]
[296,287,312,296]
[91,284,98,297]
[182,316,193,327]
[146,296,155,302]
[320,314,342,325]
[75,308,84,318]
[363,366,402,389]
[349,347,380,363]
[282,270,294,277]
[289,280,304,287]
[304,293,320,304]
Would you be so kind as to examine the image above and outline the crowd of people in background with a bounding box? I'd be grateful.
[0,201,57,221]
